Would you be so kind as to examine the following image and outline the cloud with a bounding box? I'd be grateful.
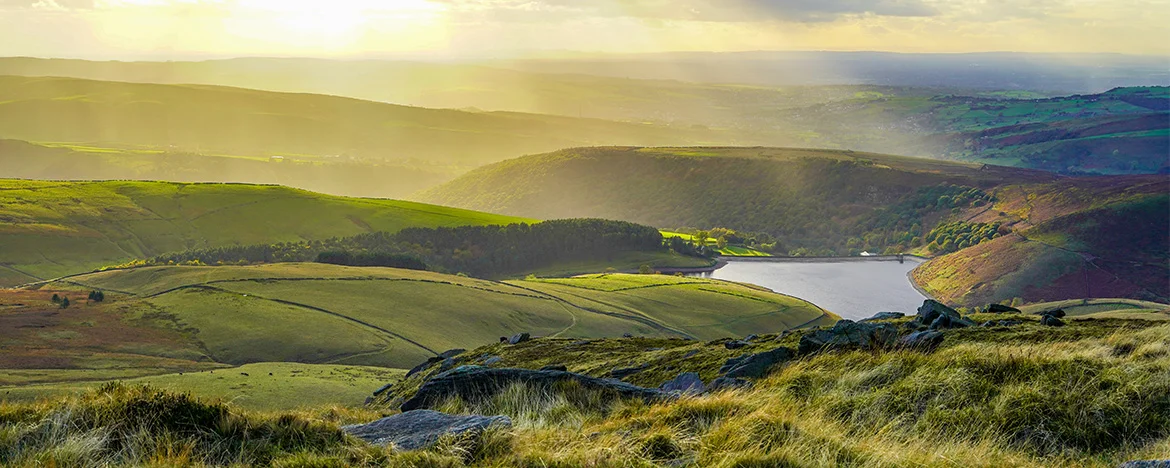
[434,0,938,23]
[0,0,95,9]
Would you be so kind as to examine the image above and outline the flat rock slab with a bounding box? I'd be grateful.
[401,365,673,411]
[343,410,511,451]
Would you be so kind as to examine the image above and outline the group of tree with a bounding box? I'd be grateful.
[142,219,703,278]
[925,221,1005,254]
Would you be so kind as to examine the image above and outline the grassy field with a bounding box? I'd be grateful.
[5,308,1160,466]
[1018,298,1170,320]
[1,363,404,411]
[661,230,772,257]
[0,179,530,286]
[2,264,837,403]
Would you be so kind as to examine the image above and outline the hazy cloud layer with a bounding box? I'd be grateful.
[435,0,938,22]
[0,0,1166,57]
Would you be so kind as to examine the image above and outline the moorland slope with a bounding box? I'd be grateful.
[0,179,528,286]
[421,147,1168,306]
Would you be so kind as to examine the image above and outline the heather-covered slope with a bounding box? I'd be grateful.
[421,147,1168,306]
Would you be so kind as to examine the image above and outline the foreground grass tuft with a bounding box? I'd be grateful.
[2,321,1168,467]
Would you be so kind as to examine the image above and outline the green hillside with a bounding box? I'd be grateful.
[421,146,1168,306]
[0,75,717,169]
[2,264,836,401]
[1,363,404,411]
[0,179,528,286]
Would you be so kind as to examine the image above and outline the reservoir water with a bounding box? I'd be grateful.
[691,258,929,321]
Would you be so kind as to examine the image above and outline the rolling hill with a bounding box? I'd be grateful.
[0,138,455,199]
[788,86,1170,174]
[0,179,529,286]
[420,146,1169,306]
[0,75,719,169]
[2,263,837,401]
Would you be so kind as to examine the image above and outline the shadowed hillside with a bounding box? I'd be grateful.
[420,147,1168,306]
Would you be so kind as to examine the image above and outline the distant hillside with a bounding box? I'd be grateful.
[0,139,452,199]
[0,179,528,286]
[0,75,716,168]
[2,59,1163,176]
[0,57,923,127]
[792,87,1170,174]
[420,146,1168,305]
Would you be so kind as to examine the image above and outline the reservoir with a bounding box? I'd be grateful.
[690,257,929,321]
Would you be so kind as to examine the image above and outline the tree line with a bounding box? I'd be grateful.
[139,219,697,278]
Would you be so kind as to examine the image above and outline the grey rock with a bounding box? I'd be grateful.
[482,356,502,366]
[861,312,905,322]
[401,366,672,411]
[508,333,531,345]
[743,334,759,342]
[997,320,1022,327]
[928,313,974,330]
[611,363,650,379]
[798,320,900,355]
[898,331,944,352]
[539,364,567,372]
[1119,461,1170,468]
[372,382,395,396]
[439,357,457,372]
[659,372,706,395]
[916,300,961,325]
[985,304,1021,313]
[681,350,699,359]
[622,333,635,338]
[709,376,752,391]
[439,348,466,359]
[343,410,511,450]
[1042,309,1067,319]
[720,347,795,379]
[724,340,750,350]
[1041,315,1066,327]
[980,320,996,327]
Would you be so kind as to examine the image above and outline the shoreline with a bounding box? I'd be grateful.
[720,254,929,264]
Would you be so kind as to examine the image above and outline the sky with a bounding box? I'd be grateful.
[1,0,1168,59]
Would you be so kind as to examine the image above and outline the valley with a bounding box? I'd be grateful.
[421,146,1168,307]
[0,43,1166,467]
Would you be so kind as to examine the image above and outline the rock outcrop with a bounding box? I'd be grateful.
[508,333,531,345]
[915,300,976,329]
[985,304,1022,313]
[659,372,705,395]
[720,347,796,379]
[343,410,511,451]
[400,365,672,411]
[861,312,905,322]
[798,320,899,355]
[898,331,944,351]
